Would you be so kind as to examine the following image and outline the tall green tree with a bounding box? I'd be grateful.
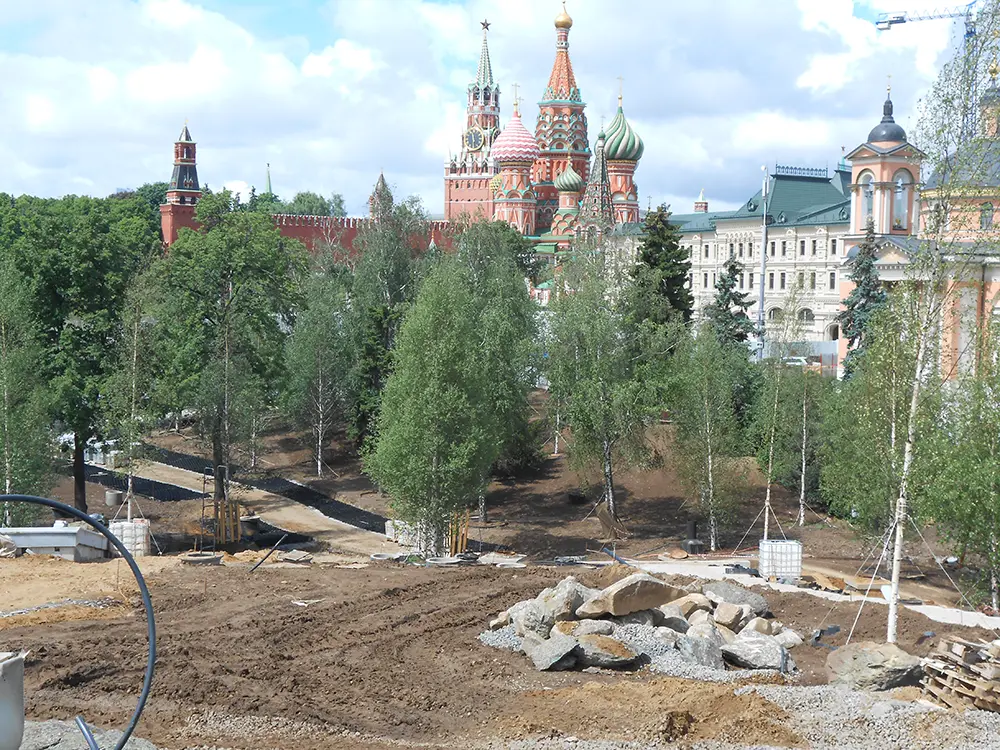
[363,258,496,553]
[670,324,748,550]
[282,191,347,218]
[705,256,755,345]
[10,195,159,511]
[0,257,53,524]
[546,251,660,518]
[838,218,886,379]
[628,204,693,325]
[456,221,541,515]
[284,255,351,476]
[153,189,307,502]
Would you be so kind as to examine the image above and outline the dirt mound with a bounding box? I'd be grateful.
[493,677,801,746]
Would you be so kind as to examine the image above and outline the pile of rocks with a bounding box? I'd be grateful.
[480,573,801,676]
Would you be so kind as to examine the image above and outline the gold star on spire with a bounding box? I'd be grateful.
[481,19,490,31]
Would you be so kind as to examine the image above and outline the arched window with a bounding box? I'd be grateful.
[797,308,815,323]
[982,203,994,230]
[768,307,784,322]
[892,170,912,230]
[859,172,874,223]
[828,324,840,341]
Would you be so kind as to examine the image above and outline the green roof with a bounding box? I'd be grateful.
[675,167,852,234]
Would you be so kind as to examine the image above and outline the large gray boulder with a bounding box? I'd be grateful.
[658,603,690,633]
[775,628,803,649]
[686,622,725,648]
[509,599,555,638]
[825,641,923,690]
[552,619,614,637]
[537,576,600,622]
[575,634,638,668]
[702,580,769,616]
[722,631,795,672]
[677,633,725,670]
[576,573,685,618]
[522,631,578,671]
[713,601,744,630]
[610,609,663,627]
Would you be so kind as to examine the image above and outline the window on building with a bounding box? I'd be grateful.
[781,240,787,257]
[740,273,745,289]
[712,272,717,287]
[860,172,875,223]
[982,203,994,230]
[748,242,753,258]
[768,272,774,290]
[798,308,815,323]
[829,271,836,289]
[798,271,805,287]
[811,239,817,255]
[729,243,734,257]
[749,272,754,288]
[688,273,693,288]
[770,241,776,257]
[768,308,784,321]
[893,170,913,230]
[799,240,805,256]
[780,272,786,290]
[831,239,837,255]
[704,244,709,258]
[703,273,708,288]
[739,242,744,257]
[810,272,816,290]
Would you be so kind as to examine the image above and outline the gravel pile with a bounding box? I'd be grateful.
[737,683,1000,750]
[479,624,523,651]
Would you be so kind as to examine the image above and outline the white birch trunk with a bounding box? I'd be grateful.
[602,438,615,517]
[763,369,781,541]
[798,375,808,527]
[703,392,718,551]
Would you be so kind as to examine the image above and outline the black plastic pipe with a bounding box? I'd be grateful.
[1,494,155,750]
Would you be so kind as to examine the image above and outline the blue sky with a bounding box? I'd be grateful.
[0,0,962,216]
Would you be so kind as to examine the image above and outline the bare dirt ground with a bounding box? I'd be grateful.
[145,418,970,608]
[7,561,998,750]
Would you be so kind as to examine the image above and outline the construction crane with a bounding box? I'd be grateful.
[875,2,980,141]
[876,2,977,39]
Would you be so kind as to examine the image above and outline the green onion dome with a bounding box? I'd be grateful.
[604,101,644,161]
[554,163,584,193]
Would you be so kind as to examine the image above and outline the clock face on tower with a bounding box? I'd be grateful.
[464,127,485,151]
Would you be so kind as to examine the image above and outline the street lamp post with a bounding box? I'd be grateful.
[756,165,769,362]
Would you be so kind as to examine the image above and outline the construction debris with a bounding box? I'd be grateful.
[480,573,799,676]
[279,550,313,565]
[922,636,1000,712]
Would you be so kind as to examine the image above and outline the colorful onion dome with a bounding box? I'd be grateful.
[492,110,541,163]
[554,163,584,193]
[604,101,644,161]
[489,173,503,193]
[554,1,573,29]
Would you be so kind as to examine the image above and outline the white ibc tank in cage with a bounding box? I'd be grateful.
[109,519,151,558]
[758,539,802,582]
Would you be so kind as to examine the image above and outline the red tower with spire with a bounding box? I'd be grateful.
[532,2,590,234]
[444,20,501,221]
[160,124,202,245]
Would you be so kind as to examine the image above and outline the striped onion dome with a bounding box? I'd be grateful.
[604,101,644,161]
[554,163,584,193]
[492,110,540,163]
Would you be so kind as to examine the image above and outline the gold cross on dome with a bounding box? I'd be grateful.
[617,75,624,98]
[887,73,892,96]
[512,82,522,114]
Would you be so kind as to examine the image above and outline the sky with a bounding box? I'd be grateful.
[0,0,967,217]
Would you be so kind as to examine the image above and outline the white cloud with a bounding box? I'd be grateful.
[24,94,56,130]
[302,40,383,79]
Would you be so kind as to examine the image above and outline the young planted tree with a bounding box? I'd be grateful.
[628,204,693,325]
[546,251,659,518]
[284,257,350,476]
[154,190,307,513]
[0,257,52,524]
[363,258,497,553]
[838,218,887,379]
[705,256,755,345]
[670,324,748,550]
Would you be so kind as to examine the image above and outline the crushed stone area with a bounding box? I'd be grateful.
[1,597,121,618]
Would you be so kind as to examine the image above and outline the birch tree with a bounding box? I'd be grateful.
[670,324,747,550]
[545,251,659,518]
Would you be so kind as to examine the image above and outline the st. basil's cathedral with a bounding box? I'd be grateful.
[443,3,645,251]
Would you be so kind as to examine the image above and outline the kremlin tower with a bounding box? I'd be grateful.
[160,124,202,245]
[443,20,501,221]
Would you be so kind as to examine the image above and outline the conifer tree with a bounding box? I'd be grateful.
[629,204,693,324]
[838,217,886,379]
[705,256,755,345]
